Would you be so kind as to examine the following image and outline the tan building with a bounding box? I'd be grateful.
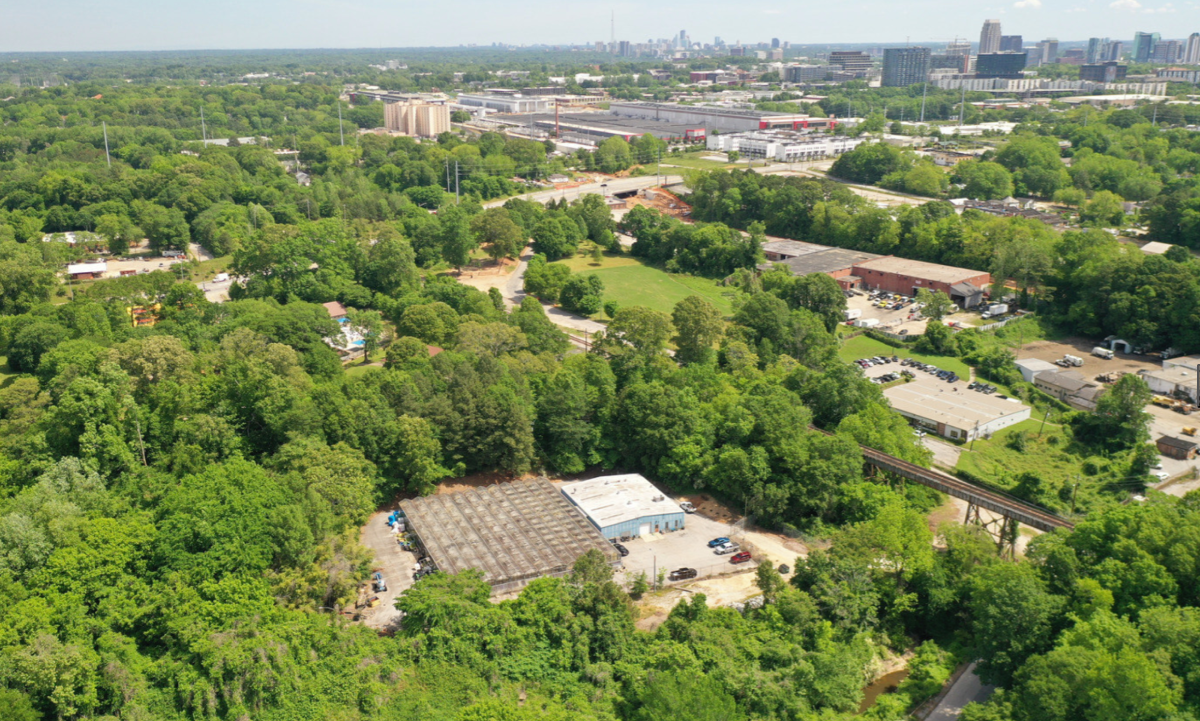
[1032,370,1105,411]
[385,100,450,138]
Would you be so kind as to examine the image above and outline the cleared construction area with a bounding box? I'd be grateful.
[399,478,620,595]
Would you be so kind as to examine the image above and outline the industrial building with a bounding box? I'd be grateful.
[1032,371,1105,411]
[398,479,620,595]
[882,47,930,87]
[608,101,830,133]
[488,111,706,144]
[848,256,991,308]
[561,474,686,540]
[884,382,1031,441]
[1141,360,1200,404]
[1157,435,1199,461]
[1015,358,1059,383]
[760,239,882,287]
[384,100,450,138]
[457,93,555,114]
[975,53,1027,79]
[705,130,862,161]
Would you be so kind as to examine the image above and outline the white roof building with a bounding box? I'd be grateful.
[1015,358,1058,383]
[885,382,1031,442]
[66,261,107,276]
[560,474,686,539]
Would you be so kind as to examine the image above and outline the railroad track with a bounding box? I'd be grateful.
[812,426,1074,533]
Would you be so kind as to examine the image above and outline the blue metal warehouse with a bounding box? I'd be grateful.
[561,474,686,539]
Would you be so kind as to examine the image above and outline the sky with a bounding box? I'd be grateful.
[2,0,1198,52]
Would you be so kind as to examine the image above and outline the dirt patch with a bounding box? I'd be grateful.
[680,493,741,524]
[1016,338,1161,377]
[452,250,524,293]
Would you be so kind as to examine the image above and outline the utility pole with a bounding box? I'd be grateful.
[1070,476,1080,514]
[337,101,345,146]
[102,121,111,168]
[454,160,460,203]
[1037,407,1051,437]
[970,419,981,450]
[920,81,927,123]
[959,83,967,127]
[200,106,207,144]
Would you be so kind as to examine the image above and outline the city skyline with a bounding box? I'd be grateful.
[1,0,1197,53]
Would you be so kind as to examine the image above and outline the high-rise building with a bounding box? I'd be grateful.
[947,40,972,57]
[771,38,781,49]
[619,40,632,57]
[829,51,874,74]
[979,20,1002,54]
[1036,38,1059,64]
[1086,37,1106,63]
[1103,41,1124,61]
[1081,61,1128,82]
[1000,35,1023,53]
[1133,32,1160,63]
[882,46,931,87]
[1150,40,1180,64]
[976,52,1028,78]
[1187,33,1200,64]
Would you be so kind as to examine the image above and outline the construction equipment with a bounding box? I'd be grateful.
[1183,427,1197,437]
[1154,397,1175,409]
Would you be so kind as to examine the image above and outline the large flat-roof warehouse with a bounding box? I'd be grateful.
[562,474,687,540]
[399,479,619,595]
[885,382,1031,441]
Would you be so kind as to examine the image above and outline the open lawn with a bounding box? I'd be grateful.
[190,255,233,282]
[839,335,971,379]
[659,153,736,171]
[954,417,1074,486]
[552,252,738,317]
[953,416,1141,515]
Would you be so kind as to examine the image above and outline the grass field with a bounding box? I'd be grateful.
[552,252,738,317]
[839,335,971,379]
[659,153,735,171]
[955,418,1077,487]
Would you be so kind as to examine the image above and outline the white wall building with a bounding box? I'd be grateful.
[884,382,1031,441]
[706,130,863,161]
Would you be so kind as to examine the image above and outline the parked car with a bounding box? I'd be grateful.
[668,567,698,581]
[1153,470,1169,481]
[713,542,741,555]
[679,501,696,513]
[612,542,629,557]
[730,551,753,564]
[707,537,730,548]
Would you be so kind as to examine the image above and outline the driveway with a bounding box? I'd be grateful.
[926,663,995,720]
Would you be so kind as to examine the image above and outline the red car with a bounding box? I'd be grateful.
[730,551,752,564]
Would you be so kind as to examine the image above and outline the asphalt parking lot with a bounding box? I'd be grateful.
[614,512,760,585]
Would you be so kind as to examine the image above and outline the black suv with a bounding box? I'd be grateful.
[668,568,698,581]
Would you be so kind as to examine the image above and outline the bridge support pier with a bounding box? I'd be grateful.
[964,501,1019,559]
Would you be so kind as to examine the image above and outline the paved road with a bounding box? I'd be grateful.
[927,663,995,720]
[484,175,684,208]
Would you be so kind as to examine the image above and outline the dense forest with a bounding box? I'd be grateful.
[0,51,1198,721]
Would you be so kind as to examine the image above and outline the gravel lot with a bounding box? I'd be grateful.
[358,510,419,632]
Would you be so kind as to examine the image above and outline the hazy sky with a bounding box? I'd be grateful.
[3,0,1198,52]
